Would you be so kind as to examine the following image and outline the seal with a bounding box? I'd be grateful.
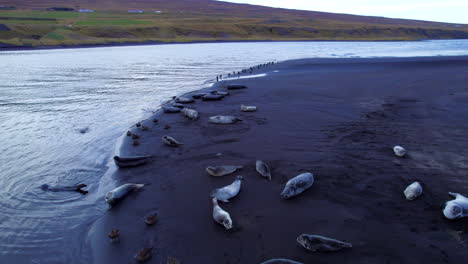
[393,145,406,157]
[182,108,199,120]
[208,116,242,124]
[403,181,423,200]
[211,176,243,202]
[256,160,271,180]
[163,106,182,113]
[297,234,352,252]
[108,228,120,243]
[260,259,303,264]
[135,247,152,263]
[162,135,183,147]
[206,165,243,176]
[145,211,158,226]
[280,172,314,199]
[192,93,209,99]
[202,94,224,101]
[212,197,233,230]
[211,91,229,96]
[114,155,150,168]
[174,96,194,104]
[41,184,88,195]
[172,102,185,108]
[227,84,247,90]
[105,183,145,207]
[443,192,468,219]
[241,105,257,112]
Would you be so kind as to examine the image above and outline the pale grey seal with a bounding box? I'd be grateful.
[41,184,88,195]
[174,96,194,104]
[211,91,229,96]
[113,155,150,168]
[105,183,145,207]
[206,165,243,176]
[280,172,314,199]
[208,116,242,124]
[260,259,303,264]
[256,160,271,180]
[297,234,352,252]
[393,145,407,157]
[241,105,257,112]
[212,197,233,230]
[403,181,423,200]
[443,192,468,219]
[211,176,243,202]
[182,108,199,120]
[162,135,183,147]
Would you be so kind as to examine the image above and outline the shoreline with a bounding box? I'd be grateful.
[88,56,468,263]
[0,38,460,52]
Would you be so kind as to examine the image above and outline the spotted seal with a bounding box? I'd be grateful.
[297,234,352,252]
[174,96,194,104]
[206,165,242,176]
[393,145,406,157]
[113,155,150,168]
[162,135,183,147]
[280,172,314,199]
[256,160,271,180]
[212,197,233,230]
[182,108,199,120]
[241,105,257,112]
[443,192,468,219]
[403,181,423,200]
[211,176,243,202]
[41,184,88,195]
[208,116,242,124]
[163,106,182,113]
[105,183,145,207]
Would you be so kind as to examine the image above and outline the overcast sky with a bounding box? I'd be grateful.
[224,0,468,24]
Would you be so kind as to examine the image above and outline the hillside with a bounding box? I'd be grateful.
[0,0,467,49]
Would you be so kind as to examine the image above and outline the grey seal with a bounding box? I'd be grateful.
[172,102,185,108]
[113,155,150,168]
[227,84,247,90]
[209,116,242,124]
[241,105,257,112]
[256,160,271,180]
[280,172,314,199]
[211,91,229,96]
[182,108,199,120]
[297,234,352,252]
[206,165,243,176]
[211,176,243,202]
[403,181,423,200]
[260,259,303,264]
[162,135,183,147]
[393,145,406,157]
[163,106,182,113]
[192,93,209,99]
[41,184,88,195]
[212,197,233,230]
[443,192,468,219]
[105,183,145,207]
[174,96,194,104]
[202,94,224,101]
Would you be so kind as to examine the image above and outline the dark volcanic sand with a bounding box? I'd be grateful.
[88,57,468,264]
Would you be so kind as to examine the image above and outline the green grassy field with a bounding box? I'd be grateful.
[0,10,467,48]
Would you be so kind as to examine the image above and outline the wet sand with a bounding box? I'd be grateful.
[88,56,468,263]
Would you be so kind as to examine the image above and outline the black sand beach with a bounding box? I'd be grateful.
[88,56,468,263]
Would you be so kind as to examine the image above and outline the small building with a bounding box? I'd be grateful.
[128,10,144,13]
[78,9,94,13]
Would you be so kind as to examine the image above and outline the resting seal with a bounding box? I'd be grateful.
[105,183,145,207]
[297,234,352,252]
[192,93,209,99]
[114,155,150,168]
[403,181,423,200]
[393,145,406,157]
[162,135,183,147]
[209,116,242,124]
[41,184,88,195]
[202,94,224,101]
[174,96,194,104]
[280,172,314,199]
[212,197,233,230]
[443,192,468,219]
[182,108,199,120]
[163,106,182,113]
[206,165,242,176]
[260,259,303,264]
[256,160,271,180]
[211,176,243,202]
[241,105,257,112]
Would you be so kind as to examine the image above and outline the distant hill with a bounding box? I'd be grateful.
[0,0,467,49]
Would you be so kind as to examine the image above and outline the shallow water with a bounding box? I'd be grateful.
[0,40,467,263]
